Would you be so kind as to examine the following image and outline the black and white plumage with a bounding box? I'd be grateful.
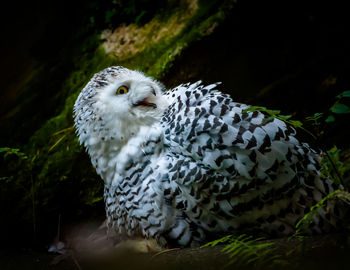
[74,66,339,247]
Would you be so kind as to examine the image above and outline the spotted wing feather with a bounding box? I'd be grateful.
[160,82,338,239]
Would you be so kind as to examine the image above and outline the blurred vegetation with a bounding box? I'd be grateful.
[202,234,288,269]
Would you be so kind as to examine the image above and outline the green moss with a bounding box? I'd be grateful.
[114,0,234,79]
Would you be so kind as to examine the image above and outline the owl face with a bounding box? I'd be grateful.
[96,68,163,116]
[74,66,168,147]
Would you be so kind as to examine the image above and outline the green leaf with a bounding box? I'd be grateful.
[328,146,340,156]
[105,9,116,23]
[295,190,340,232]
[89,196,104,204]
[203,234,287,268]
[325,115,335,122]
[276,115,292,120]
[331,103,350,114]
[264,116,275,123]
[288,120,303,128]
[0,147,28,160]
[0,147,11,153]
[135,10,147,24]
[336,90,350,98]
[336,190,350,202]
[243,106,266,113]
[269,110,281,115]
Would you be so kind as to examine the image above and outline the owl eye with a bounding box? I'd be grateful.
[116,85,129,95]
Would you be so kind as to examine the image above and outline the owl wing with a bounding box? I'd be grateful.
[162,82,317,181]
[159,83,328,227]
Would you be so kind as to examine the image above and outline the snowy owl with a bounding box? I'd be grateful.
[74,66,340,247]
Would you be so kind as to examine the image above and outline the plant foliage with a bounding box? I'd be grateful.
[292,190,340,238]
[244,90,350,139]
[243,106,316,138]
[320,146,350,185]
[202,234,287,268]
[315,90,350,123]
[0,147,28,160]
[291,189,350,239]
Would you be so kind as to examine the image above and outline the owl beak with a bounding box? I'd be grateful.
[132,84,157,108]
[133,98,157,108]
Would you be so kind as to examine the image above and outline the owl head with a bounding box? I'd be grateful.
[73,66,168,149]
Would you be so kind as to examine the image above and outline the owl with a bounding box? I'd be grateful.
[74,66,340,247]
